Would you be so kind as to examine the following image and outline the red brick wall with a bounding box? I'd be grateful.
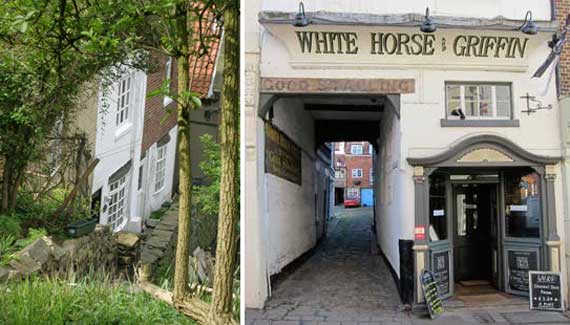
[555,0,570,96]
[141,54,178,153]
[334,141,374,190]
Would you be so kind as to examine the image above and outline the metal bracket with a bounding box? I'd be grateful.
[520,93,552,115]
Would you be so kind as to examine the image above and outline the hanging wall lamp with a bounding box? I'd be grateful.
[293,2,310,27]
[420,7,436,33]
[519,10,538,35]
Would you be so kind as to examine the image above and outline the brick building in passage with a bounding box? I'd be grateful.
[333,141,374,207]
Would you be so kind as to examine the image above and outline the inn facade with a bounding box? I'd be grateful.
[245,0,569,310]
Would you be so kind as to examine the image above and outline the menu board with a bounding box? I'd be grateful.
[529,271,563,311]
[432,251,450,296]
[507,250,538,293]
[264,122,302,185]
[420,270,444,319]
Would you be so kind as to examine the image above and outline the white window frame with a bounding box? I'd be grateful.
[346,187,359,198]
[352,168,363,178]
[116,75,132,126]
[154,145,167,193]
[445,82,512,120]
[370,169,374,184]
[336,142,345,154]
[107,175,127,231]
[163,57,174,107]
[369,145,374,154]
[351,144,363,155]
[335,169,345,179]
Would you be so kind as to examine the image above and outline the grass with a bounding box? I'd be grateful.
[0,276,197,325]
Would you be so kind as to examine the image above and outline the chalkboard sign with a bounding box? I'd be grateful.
[264,122,302,185]
[507,249,538,293]
[432,251,450,296]
[529,271,563,312]
[420,270,444,319]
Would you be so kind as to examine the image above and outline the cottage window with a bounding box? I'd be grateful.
[350,144,363,155]
[352,168,362,178]
[116,76,132,126]
[445,83,512,120]
[154,145,167,192]
[108,175,127,231]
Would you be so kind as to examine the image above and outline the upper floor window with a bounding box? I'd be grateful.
[336,142,345,154]
[154,145,167,192]
[116,75,132,126]
[445,83,512,120]
[370,169,374,184]
[335,169,345,179]
[352,168,362,178]
[351,144,363,155]
[369,145,374,155]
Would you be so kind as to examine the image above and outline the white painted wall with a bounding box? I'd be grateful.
[92,68,178,233]
[265,97,318,275]
[261,0,552,21]
[92,69,146,232]
[376,101,409,276]
[139,126,178,221]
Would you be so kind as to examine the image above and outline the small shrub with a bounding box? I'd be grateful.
[0,215,22,238]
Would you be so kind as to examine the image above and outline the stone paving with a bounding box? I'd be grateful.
[245,207,570,325]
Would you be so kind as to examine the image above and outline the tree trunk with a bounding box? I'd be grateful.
[173,3,192,303]
[1,161,11,213]
[9,167,23,211]
[209,5,239,324]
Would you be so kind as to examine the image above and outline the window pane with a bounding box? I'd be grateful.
[504,171,541,238]
[446,85,462,117]
[496,85,510,101]
[497,101,510,117]
[464,86,478,116]
[429,174,447,241]
[478,85,493,117]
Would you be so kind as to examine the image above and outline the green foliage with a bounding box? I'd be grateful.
[193,134,221,217]
[14,228,47,250]
[0,233,17,265]
[0,216,21,238]
[0,0,146,213]
[0,276,197,324]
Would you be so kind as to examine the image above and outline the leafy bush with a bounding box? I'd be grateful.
[193,134,220,217]
[0,276,197,324]
[0,215,21,238]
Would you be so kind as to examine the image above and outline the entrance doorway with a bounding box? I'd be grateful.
[452,182,502,302]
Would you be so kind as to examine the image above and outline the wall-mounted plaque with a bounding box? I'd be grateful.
[264,122,302,185]
[507,249,538,294]
[529,271,563,312]
[432,250,450,296]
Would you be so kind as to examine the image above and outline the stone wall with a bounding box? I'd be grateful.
[0,225,118,281]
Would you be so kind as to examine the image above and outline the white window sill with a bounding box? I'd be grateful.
[114,123,133,141]
[440,119,519,127]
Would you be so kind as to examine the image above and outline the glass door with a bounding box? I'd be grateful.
[501,170,543,296]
